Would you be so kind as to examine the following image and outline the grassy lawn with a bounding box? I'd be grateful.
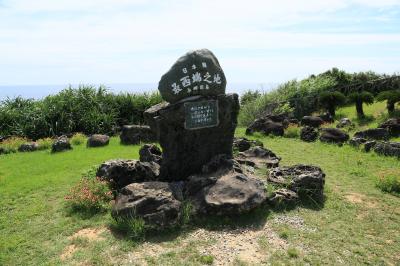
[1,102,400,265]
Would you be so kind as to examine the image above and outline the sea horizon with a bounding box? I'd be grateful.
[0,82,277,100]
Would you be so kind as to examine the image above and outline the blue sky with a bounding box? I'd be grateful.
[0,0,399,86]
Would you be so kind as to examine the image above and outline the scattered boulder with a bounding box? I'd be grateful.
[300,126,319,142]
[201,154,243,174]
[336,118,352,128]
[379,118,400,137]
[246,118,284,136]
[51,136,72,153]
[237,146,281,168]
[354,128,389,141]
[233,137,263,152]
[120,125,155,145]
[97,159,160,190]
[87,134,110,147]
[301,116,324,128]
[186,172,266,215]
[318,113,334,123]
[18,142,39,152]
[139,144,162,164]
[143,101,170,140]
[268,165,325,200]
[288,118,299,125]
[349,137,367,147]
[112,182,182,228]
[374,142,400,158]
[267,188,299,206]
[319,128,349,144]
[364,140,377,152]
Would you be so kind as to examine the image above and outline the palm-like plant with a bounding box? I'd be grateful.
[348,91,374,118]
[318,91,346,117]
[376,90,400,114]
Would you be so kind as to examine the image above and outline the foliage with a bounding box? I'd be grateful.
[0,136,28,152]
[240,90,261,105]
[284,124,300,138]
[110,216,146,241]
[376,171,400,195]
[0,85,162,139]
[65,167,113,212]
[376,90,400,113]
[318,91,346,116]
[36,137,53,150]
[70,133,87,146]
[348,91,374,118]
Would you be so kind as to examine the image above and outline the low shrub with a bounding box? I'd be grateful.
[284,125,300,138]
[70,133,87,146]
[36,137,53,150]
[110,216,146,241]
[65,167,113,211]
[376,172,400,195]
[0,136,28,151]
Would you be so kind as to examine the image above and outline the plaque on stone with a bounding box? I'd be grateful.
[184,100,219,130]
[158,49,226,104]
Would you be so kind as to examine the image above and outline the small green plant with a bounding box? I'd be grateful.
[65,167,113,211]
[278,228,289,239]
[376,172,400,195]
[0,136,28,151]
[111,216,146,241]
[284,125,300,138]
[287,247,299,258]
[36,137,53,150]
[181,201,193,225]
[70,133,87,145]
[199,255,214,265]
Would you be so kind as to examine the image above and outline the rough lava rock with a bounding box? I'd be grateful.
[112,182,182,228]
[18,142,39,152]
[233,137,263,152]
[374,142,400,158]
[300,126,319,142]
[97,159,160,190]
[318,113,334,123]
[301,116,324,128]
[237,146,281,168]
[143,102,170,139]
[139,144,162,164]
[51,136,72,153]
[268,165,325,200]
[87,134,110,147]
[120,125,155,145]
[158,49,226,104]
[378,118,400,137]
[354,128,389,141]
[201,154,243,174]
[319,128,349,144]
[336,118,352,128]
[246,118,284,136]
[267,188,299,206]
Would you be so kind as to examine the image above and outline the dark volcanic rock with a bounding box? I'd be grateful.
[300,126,319,142]
[268,165,325,200]
[289,118,299,125]
[374,142,400,158]
[18,142,39,152]
[186,172,266,215]
[301,116,324,128]
[319,128,349,144]
[237,146,281,168]
[318,113,334,123]
[112,182,182,228]
[354,128,389,141]
[201,154,243,174]
[87,134,110,147]
[120,125,155,145]
[97,159,160,190]
[246,118,284,136]
[139,144,162,164]
[158,49,226,104]
[144,102,170,139]
[233,137,263,152]
[267,188,299,206]
[336,118,352,128]
[379,118,400,137]
[349,137,367,147]
[51,136,72,153]
[155,93,239,181]
[364,140,377,152]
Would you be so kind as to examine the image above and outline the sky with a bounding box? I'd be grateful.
[0,0,400,87]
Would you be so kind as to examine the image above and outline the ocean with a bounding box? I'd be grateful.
[0,82,276,100]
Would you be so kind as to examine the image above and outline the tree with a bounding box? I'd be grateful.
[318,91,346,117]
[376,90,400,114]
[348,91,374,118]
[240,90,261,106]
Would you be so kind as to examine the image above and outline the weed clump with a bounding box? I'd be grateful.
[376,172,400,195]
[70,133,87,145]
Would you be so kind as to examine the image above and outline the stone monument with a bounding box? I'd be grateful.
[145,49,239,180]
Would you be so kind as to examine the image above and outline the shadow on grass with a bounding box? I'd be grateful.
[64,204,109,220]
[355,115,374,126]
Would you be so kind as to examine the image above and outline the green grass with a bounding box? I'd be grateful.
[1,107,400,265]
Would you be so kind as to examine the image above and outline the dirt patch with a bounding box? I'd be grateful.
[60,244,78,261]
[124,222,289,265]
[345,193,378,208]
[68,227,106,242]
